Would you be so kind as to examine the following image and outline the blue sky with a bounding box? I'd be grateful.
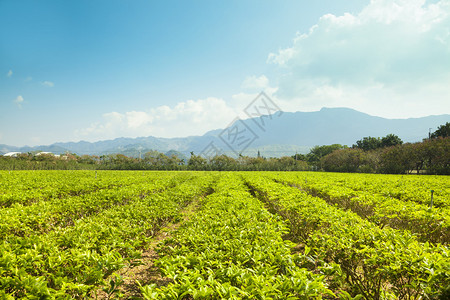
[1,0,449,146]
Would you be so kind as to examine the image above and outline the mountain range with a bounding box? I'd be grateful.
[1,107,448,158]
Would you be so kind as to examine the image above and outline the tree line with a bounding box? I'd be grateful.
[321,123,449,175]
[0,150,309,171]
[1,122,448,174]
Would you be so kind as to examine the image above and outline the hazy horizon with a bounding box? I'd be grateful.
[1,107,448,148]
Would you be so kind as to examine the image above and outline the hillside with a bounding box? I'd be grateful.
[1,107,448,157]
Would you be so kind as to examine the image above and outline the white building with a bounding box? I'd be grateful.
[2,152,21,157]
[35,152,54,156]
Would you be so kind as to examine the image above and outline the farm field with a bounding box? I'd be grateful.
[0,170,449,299]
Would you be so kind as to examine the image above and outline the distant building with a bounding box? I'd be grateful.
[2,152,21,157]
[35,152,54,156]
[35,152,64,159]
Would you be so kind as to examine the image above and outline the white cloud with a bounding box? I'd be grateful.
[42,81,54,87]
[232,76,280,111]
[241,75,270,91]
[268,0,450,118]
[231,88,279,112]
[7,70,12,77]
[13,95,24,108]
[75,97,238,141]
[75,76,288,142]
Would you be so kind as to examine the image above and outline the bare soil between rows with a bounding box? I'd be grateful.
[94,197,202,299]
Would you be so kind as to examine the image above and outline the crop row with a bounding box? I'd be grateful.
[0,170,170,207]
[266,172,450,244]
[0,173,215,299]
[243,173,450,299]
[140,174,332,299]
[0,172,184,238]
[282,172,449,208]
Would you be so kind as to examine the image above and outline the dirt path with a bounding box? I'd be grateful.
[94,197,202,299]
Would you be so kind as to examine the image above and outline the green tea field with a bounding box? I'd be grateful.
[0,171,449,299]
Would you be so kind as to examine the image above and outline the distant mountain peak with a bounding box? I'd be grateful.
[1,108,448,157]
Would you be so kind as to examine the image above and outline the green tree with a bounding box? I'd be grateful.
[144,150,162,161]
[277,156,308,171]
[166,154,183,169]
[421,137,450,174]
[307,144,345,164]
[380,144,416,174]
[353,137,381,151]
[381,134,403,147]
[187,153,207,170]
[238,155,265,171]
[321,148,378,173]
[210,155,236,171]
[431,122,450,138]
[292,153,306,161]
[78,155,98,165]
